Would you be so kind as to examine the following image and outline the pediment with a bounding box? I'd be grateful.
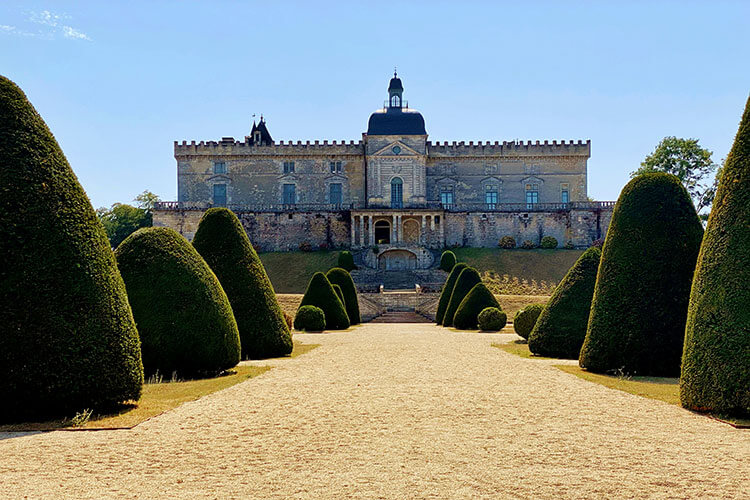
[371,141,420,157]
[520,175,544,185]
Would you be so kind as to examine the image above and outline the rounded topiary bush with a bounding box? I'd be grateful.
[514,304,545,340]
[443,267,482,327]
[192,207,292,360]
[0,76,143,420]
[521,240,536,249]
[478,307,507,332]
[337,251,356,271]
[294,305,326,332]
[436,263,468,325]
[326,267,360,325]
[116,227,241,377]
[453,283,502,330]
[332,283,346,310]
[540,236,558,249]
[528,247,602,359]
[579,172,704,376]
[499,236,516,249]
[440,250,457,272]
[681,97,750,416]
[299,272,350,330]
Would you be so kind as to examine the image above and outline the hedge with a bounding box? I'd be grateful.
[332,284,346,311]
[453,283,502,330]
[579,172,704,376]
[299,272,350,330]
[514,304,545,340]
[681,96,750,416]
[528,247,602,359]
[116,227,241,377]
[326,267,361,324]
[337,251,356,271]
[540,236,558,249]
[499,236,516,249]
[294,305,326,332]
[0,76,143,420]
[440,250,457,272]
[443,267,482,327]
[478,307,507,332]
[192,207,292,359]
[435,263,467,325]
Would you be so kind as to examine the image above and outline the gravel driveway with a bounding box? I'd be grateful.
[1,323,747,499]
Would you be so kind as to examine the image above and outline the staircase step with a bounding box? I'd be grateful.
[369,312,431,323]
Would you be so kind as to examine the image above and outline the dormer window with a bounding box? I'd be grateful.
[254,131,261,143]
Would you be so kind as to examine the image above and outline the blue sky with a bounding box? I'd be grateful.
[1,1,748,208]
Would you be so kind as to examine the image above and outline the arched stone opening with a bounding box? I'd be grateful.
[374,220,391,244]
[402,219,420,245]
[378,249,417,271]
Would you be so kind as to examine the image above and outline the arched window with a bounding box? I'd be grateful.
[391,177,403,208]
[391,95,401,107]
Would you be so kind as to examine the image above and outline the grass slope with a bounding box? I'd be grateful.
[259,251,338,293]
[453,248,584,283]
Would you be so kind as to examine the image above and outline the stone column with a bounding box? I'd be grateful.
[439,214,445,246]
[350,215,356,248]
[369,215,375,246]
[430,214,435,231]
[392,214,397,244]
[359,215,364,247]
[421,215,426,245]
[397,215,402,244]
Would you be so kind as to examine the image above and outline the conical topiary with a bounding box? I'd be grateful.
[116,227,241,377]
[443,267,482,327]
[436,263,467,325]
[299,272,350,330]
[514,304,545,340]
[326,267,360,324]
[528,247,602,359]
[337,251,357,271]
[332,283,346,311]
[681,96,750,416]
[579,173,704,376]
[453,283,502,330]
[0,76,143,420]
[440,250,457,272]
[192,207,292,359]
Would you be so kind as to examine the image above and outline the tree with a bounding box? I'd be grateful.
[632,137,718,213]
[97,191,160,248]
[681,96,750,416]
[134,190,161,225]
[0,75,143,420]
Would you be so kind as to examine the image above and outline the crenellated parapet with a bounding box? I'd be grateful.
[426,139,590,157]
[174,137,365,157]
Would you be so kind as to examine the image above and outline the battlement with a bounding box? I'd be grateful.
[174,137,365,156]
[426,139,591,157]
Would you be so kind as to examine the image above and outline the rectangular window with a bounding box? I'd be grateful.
[282,184,296,205]
[329,161,342,173]
[213,161,226,175]
[329,183,342,206]
[440,186,454,207]
[213,183,227,206]
[283,161,295,174]
[485,190,498,209]
[561,183,569,204]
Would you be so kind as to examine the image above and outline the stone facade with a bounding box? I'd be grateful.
[154,73,613,267]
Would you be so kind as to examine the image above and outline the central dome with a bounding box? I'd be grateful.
[367,108,426,136]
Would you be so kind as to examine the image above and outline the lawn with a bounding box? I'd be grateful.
[453,248,583,284]
[0,341,319,432]
[259,250,338,293]
[493,340,553,359]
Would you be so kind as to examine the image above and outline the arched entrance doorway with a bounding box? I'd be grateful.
[402,219,420,245]
[378,249,417,270]
[374,220,391,244]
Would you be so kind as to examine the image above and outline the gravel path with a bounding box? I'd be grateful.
[1,323,748,499]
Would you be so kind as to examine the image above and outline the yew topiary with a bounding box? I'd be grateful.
[0,76,143,420]
[499,236,516,249]
[116,227,241,377]
[332,284,346,311]
[299,272,350,330]
[436,263,467,325]
[337,251,357,271]
[681,96,750,416]
[326,267,360,324]
[540,236,558,249]
[440,250,457,272]
[513,304,545,340]
[453,283,502,330]
[579,172,704,376]
[478,307,507,332]
[528,247,602,359]
[192,207,292,359]
[443,267,482,327]
[294,305,326,332]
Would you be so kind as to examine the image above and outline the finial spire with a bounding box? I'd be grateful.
[394,67,397,77]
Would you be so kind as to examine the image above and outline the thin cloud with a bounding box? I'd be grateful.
[0,10,91,41]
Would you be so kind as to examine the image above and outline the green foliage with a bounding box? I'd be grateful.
[440,250,457,271]
[521,240,536,249]
[632,136,719,213]
[435,263,468,325]
[513,304,545,340]
[478,307,507,332]
[326,267,361,325]
[528,247,602,359]
[540,236,558,249]
[97,203,151,248]
[332,284,346,311]
[579,173,704,376]
[443,267,482,327]
[116,227,241,377]
[337,250,357,271]
[192,208,292,359]
[0,76,143,420]
[294,305,326,332]
[681,96,750,416]
[299,272,350,330]
[499,236,516,249]
[453,283,502,330]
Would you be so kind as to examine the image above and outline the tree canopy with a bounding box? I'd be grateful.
[97,190,160,247]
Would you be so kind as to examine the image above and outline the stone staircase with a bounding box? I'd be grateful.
[350,269,447,292]
[369,311,432,323]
